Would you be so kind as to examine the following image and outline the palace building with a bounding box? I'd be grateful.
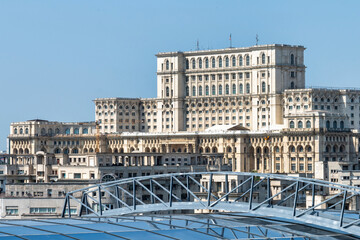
[2,44,360,218]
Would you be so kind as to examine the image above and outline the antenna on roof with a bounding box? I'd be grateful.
[256,34,259,46]
[196,39,199,50]
[229,33,232,48]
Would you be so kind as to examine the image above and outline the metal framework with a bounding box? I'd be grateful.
[62,172,360,236]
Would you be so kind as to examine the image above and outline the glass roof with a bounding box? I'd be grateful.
[0,212,357,240]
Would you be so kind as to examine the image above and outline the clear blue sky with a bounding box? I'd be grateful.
[0,0,359,151]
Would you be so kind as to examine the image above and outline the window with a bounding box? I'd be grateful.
[225,57,229,67]
[192,59,196,69]
[246,83,250,94]
[298,121,303,128]
[290,54,295,65]
[199,86,203,96]
[290,82,295,89]
[291,163,296,171]
[192,86,196,96]
[239,84,243,94]
[340,121,344,129]
[166,60,169,70]
[74,173,81,179]
[261,82,266,93]
[212,85,216,95]
[290,121,295,128]
[307,163,312,171]
[246,55,250,66]
[198,58,202,69]
[65,128,70,135]
[225,84,229,94]
[186,86,189,96]
[218,85,222,95]
[6,207,18,215]
[205,58,209,68]
[232,84,236,94]
[306,120,311,128]
[218,57,222,67]
[205,85,209,95]
[232,57,236,66]
[261,53,265,64]
[74,128,79,134]
[239,56,243,66]
[186,59,189,69]
[211,58,215,68]
[333,121,337,129]
[326,120,330,129]
[166,87,169,97]
[30,208,56,214]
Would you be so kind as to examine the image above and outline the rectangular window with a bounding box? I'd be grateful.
[276,163,280,171]
[307,163,312,171]
[30,208,56,214]
[6,207,18,215]
[291,164,296,171]
[74,173,81,179]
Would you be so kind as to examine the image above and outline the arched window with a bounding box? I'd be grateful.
[41,128,46,135]
[55,128,60,134]
[205,85,209,96]
[232,84,236,94]
[72,148,79,154]
[192,59,196,69]
[239,84,243,94]
[74,128,79,134]
[232,57,236,66]
[198,86,203,96]
[218,85,223,95]
[48,128,53,135]
[290,121,295,128]
[199,58,202,69]
[239,56,243,66]
[340,121,344,129]
[218,57,222,67]
[212,85,216,95]
[192,86,196,96]
[290,54,295,65]
[186,59,189,69]
[246,55,250,66]
[186,86,189,96]
[290,82,295,89]
[261,53,265,64]
[246,83,250,94]
[298,121,303,128]
[225,57,229,67]
[306,120,311,128]
[20,128,23,134]
[326,120,330,129]
[14,128,17,134]
[290,146,295,152]
[275,146,280,152]
[166,60,169,70]
[205,58,209,68]
[25,128,29,134]
[225,84,229,94]
[166,87,169,97]
[54,148,61,154]
[63,148,69,154]
[299,146,304,152]
[212,58,216,68]
[333,121,337,129]
[82,128,88,134]
[65,128,70,135]
[262,82,266,93]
